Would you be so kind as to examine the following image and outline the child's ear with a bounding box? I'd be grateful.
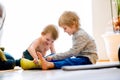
[73,21,77,26]
[41,32,45,35]
[71,21,77,28]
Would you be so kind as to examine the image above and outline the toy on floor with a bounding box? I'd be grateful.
[0,47,15,70]
[0,47,7,61]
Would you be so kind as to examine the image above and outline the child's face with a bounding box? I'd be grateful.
[42,33,54,46]
[61,25,76,35]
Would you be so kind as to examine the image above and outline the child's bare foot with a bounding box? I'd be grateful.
[37,52,48,70]
[37,52,54,70]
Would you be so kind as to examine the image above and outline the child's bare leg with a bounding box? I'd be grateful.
[37,53,54,70]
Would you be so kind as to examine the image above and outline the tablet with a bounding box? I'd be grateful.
[62,62,120,71]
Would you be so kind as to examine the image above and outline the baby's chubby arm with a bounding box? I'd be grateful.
[46,43,56,61]
[27,38,41,64]
[50,43,56,54]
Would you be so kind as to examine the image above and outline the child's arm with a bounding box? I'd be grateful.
[51,33,92,60]
[27,38,41,64]
[45,43,55,61]
[50,43,56,54]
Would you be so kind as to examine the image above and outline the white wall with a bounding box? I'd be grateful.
[0,0,92,59]
[92,0,112,60]
[0,0,114,60]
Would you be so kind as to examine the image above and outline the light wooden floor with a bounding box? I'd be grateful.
[0,67,120,80]
[0,61,120,80]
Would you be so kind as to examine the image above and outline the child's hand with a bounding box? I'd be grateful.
[33,58,39,64]
[46,56,53,61]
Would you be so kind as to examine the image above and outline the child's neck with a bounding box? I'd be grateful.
[73,28,78,34]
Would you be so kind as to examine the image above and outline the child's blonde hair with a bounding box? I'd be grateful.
[41,24,59,40]
[58,11,80,30]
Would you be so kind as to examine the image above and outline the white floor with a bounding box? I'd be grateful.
[0,67,120,80]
